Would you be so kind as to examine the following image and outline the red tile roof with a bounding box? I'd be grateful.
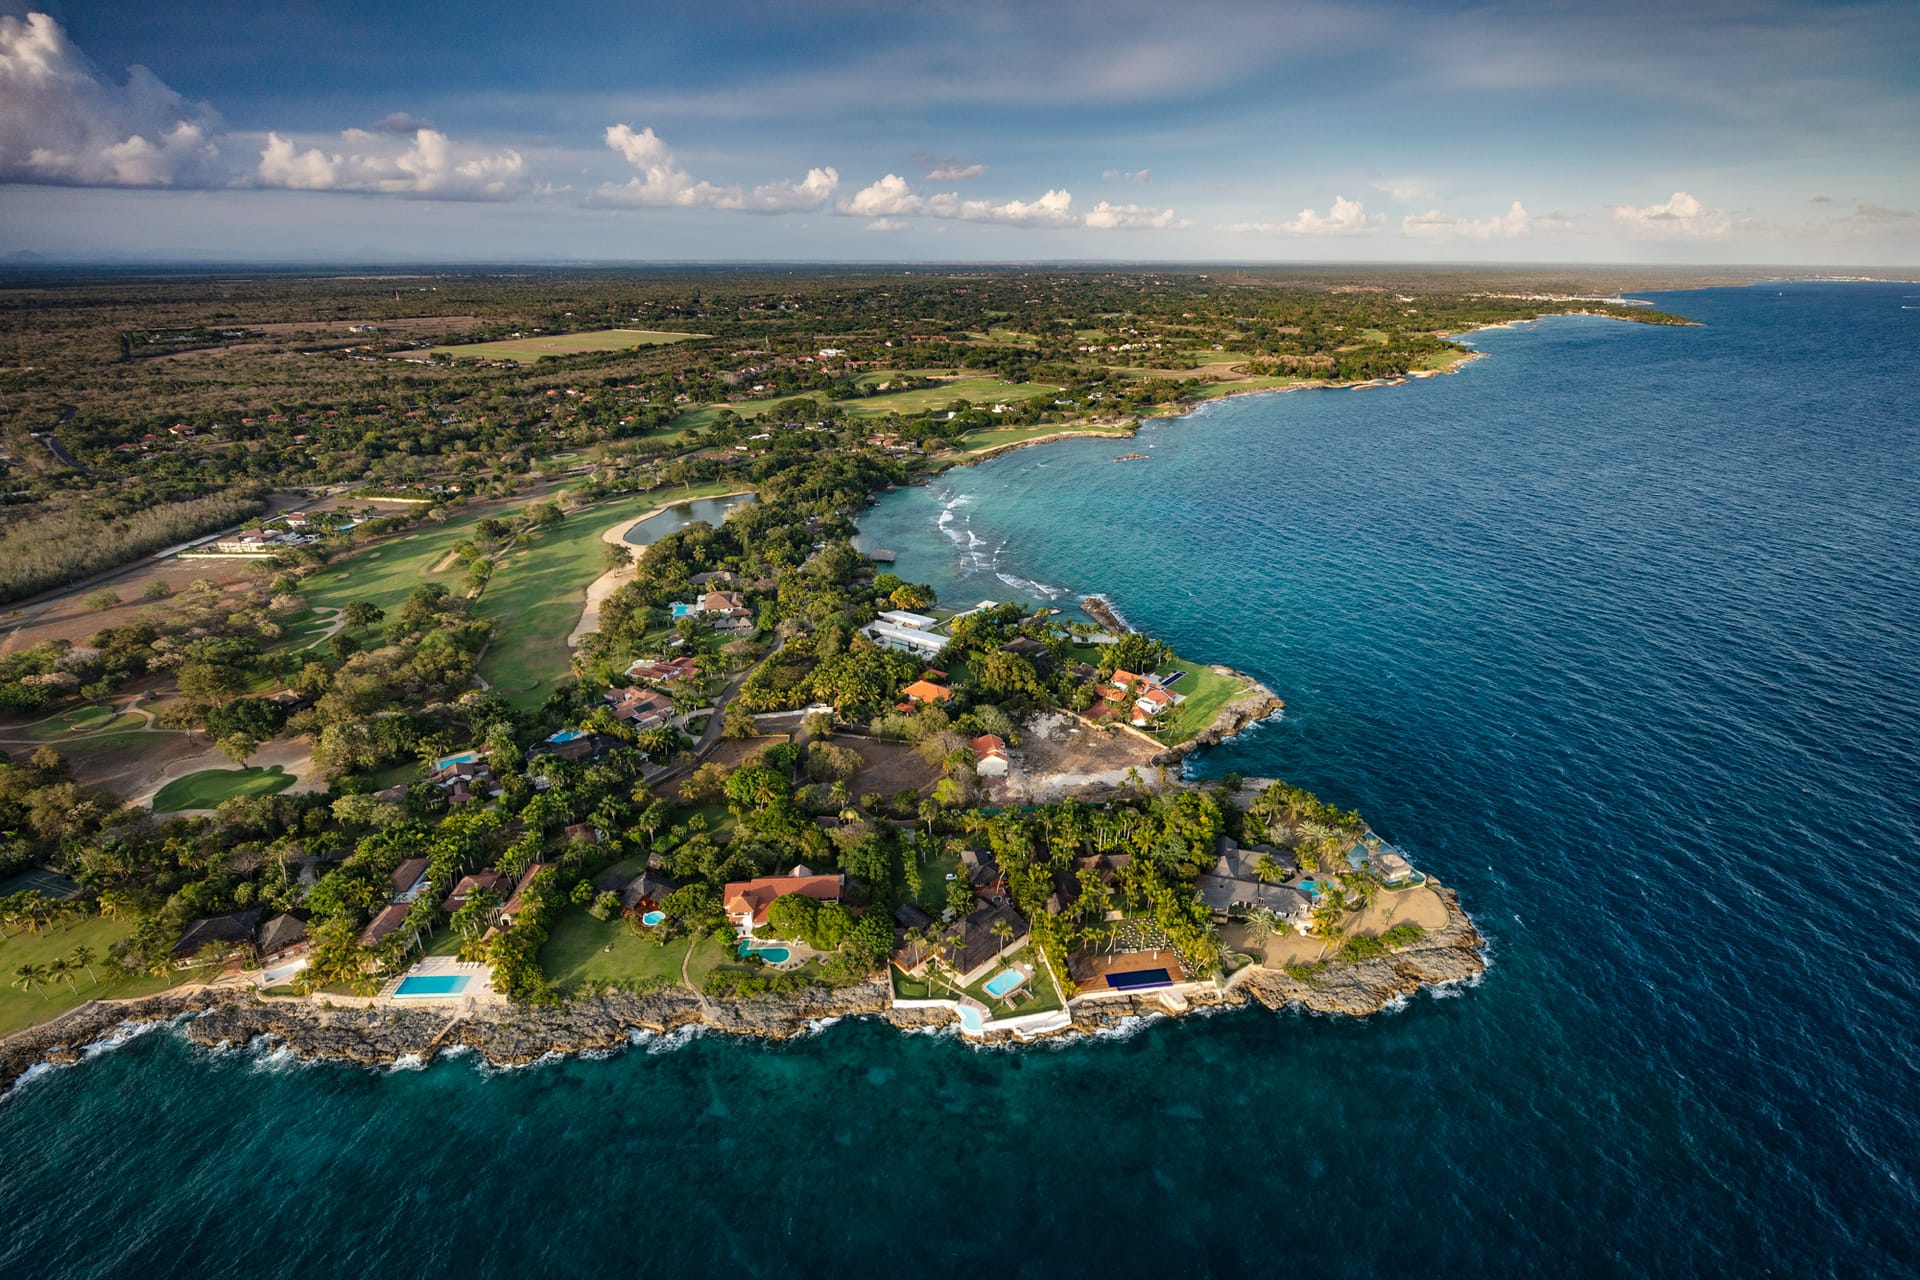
[721,873,843,927]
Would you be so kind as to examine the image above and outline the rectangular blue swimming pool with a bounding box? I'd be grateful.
[982,968,1026,998]
[394,975,470,997]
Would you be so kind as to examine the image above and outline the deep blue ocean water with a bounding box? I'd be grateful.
[4,283,1918,1278]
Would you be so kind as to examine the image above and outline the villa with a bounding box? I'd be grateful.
[442,870,511,914]
[896,901,1030,987]
[626,655,701,685]
[971,734,1010,777]
[389,858,431,903]
[606,685,675,729]
[358,903,414,949]
[499,863,553,927]
[900,679,952,705]
[698,589,751,619]
[722,870,844,935]
[875,608,938,630]
[171,909,262,966]
[621,872,679,914]
[255,912,309,963]
[864,619,947,657]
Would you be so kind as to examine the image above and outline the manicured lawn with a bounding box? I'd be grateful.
[0,916,199,1038]
[1179,376,1305,402]
[670,377,1063,430]
[1152,660,1250,746]
[8,705,146,741]
[959,948,1065,1018]
[428,329,707,362]
[682,930,736,988]
[914,850,963,913]
[959,422,1132,452]
[152,765,295,811]
[540,906,690,993]
[297,482,751,716]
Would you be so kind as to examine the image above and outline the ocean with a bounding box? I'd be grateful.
[4,283,1917,1278]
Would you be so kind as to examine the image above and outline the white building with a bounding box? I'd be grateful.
[865,621,946,658]
[875,609,938,631]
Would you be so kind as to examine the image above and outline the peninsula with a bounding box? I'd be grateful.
[0,264,1676,1082]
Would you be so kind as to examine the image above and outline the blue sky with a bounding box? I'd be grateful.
[2,0,1916,263]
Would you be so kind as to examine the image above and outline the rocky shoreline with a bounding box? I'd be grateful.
[1,888,1483,1088]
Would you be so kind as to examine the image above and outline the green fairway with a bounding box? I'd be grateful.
[0,915,198,1038]
[296,481,750,715]
[959,422,1133,452]
[471,482,746,711]
[152,765,295,811]
[8,704,146,741]
[540,906,691,993]
[669,377,1063,431]
[428,329,708,362]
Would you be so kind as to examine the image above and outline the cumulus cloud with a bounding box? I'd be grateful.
[592,124,837,213]
[839,174,1180,229]
[1103,168,1151,184]
[1401,200,1532,239]
[1608,190,1733,237]
[1232,195,1383,235]
[258,128,527,200]
[0,10,222,186]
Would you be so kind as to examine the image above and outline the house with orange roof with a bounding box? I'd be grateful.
[971,733,1010,777]
[722,871,844,936]
[900,679,952,705]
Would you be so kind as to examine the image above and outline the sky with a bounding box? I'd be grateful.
[1,0,1916,265]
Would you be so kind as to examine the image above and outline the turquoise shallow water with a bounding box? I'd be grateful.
[5,284,1918,1278]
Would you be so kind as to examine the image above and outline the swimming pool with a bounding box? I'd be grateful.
[956,1005,985,1034]
[982,968,1026,998]
[640,910,666,926]
[739,943,790,964]
[394,975,469,997]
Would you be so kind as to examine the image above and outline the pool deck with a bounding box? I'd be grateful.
[377,955,499,1004]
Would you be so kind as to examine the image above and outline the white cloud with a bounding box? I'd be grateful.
[840,174,1178,229]
[258,128,527,200]
[1084,200,1185,230]
[373,111,432,135]
[1375,178,1433,203]
[1401,200,1532,239]
[1609,190,1733,237]
[926,162,984,181]
[1232,195,1383,235]
[0,11,222,186]
[865,217,909,232]
[1103,168,1151,185]
[592,123,837,213]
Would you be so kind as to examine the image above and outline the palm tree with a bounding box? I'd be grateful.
[1253,852,1286,885]
[71,945,99,985]
[990,917,1014,960]
[48,958,78,993]
[13,964,48,999]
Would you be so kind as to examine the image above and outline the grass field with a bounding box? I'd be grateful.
[429,329,708,363]
[668,376,1063,431]
[1153,660,1250,745]
[4,705,146,741]
[959,422,1134,453]
[152,765,295,811]
[540,907,690,993]
[0,916,199,1037]
[299,481,748,714]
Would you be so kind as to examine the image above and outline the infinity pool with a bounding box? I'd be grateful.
[394,975,469,997]
[739,944,790,964]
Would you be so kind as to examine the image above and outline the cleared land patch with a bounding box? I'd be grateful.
[429,329,707,363]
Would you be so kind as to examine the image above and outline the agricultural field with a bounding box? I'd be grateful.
[428,329,708,363]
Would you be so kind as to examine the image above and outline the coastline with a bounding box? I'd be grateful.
[0,886,1483,1089]
[0,335,1523,1086]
